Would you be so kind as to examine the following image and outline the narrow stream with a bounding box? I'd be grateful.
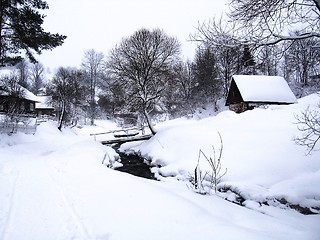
[112,144,156,180]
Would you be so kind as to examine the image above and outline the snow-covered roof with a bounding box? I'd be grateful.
[0,83,40,102]
[0,67,39,102]
[23,88,40,102]
[232,75,297,104]
[35,96,54,109]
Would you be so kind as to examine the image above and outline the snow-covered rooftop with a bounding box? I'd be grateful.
[0,68,40,102]
[0,84,40,102]
[35,96,54,109]
[23,88,40,102]
[232,75,297,104]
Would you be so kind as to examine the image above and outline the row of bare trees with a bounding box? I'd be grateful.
[37,25,320,135]
[42,29,227,133]
[45,50,106,130]
[1,60,47,95]
[2,0,319,143]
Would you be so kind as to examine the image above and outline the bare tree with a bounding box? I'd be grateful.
[228,0,320,46]
[284,34,320,88]
[50,67,84,130]
[107,28,181,135]
[82,49,105,125]
[16,60,30,89]
[190,17,241,48]
[190,17,244,96]
[295,103,320,154]
[257,44,282,76]
[164,61,198,116]
[30,62,45,94]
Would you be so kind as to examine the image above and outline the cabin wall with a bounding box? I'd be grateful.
[229,102,249,113]
[225,79,244,106]
[36,108,55,117]
[0,96,36,114]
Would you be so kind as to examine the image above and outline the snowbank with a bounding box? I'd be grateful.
[123,93,320,213]
[0,94,320,239]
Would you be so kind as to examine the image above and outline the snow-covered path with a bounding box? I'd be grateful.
[0,140,96,240]
[0,119,320,240]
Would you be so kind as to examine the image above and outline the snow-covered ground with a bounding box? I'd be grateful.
[0,94,320,239]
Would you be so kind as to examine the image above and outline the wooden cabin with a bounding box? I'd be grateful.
[0,85,39,115]
[225,75,297,113]
[35,96,55,117]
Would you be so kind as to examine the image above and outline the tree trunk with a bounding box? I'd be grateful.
[89,99,95,126]
[58,100,65,131]
[143,108,156,135]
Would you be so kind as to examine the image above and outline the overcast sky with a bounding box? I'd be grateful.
[38,0,228,72]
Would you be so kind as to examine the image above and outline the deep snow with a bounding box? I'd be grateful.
[0,93,320,239]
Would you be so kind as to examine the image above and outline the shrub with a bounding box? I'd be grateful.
[188,132,227,194]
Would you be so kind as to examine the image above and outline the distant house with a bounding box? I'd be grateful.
[225,75,297,113]
[0,84,39,134]
[0,84,39,115]
[35,95,55,117]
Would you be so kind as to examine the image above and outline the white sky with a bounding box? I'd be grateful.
[37,0,228,72]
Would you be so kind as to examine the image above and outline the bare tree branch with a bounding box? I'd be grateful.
[228,0,320,47]
[295,104,320,154]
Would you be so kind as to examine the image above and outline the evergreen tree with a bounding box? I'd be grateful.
[0,0,66,66]
[193,47,221,106]
[241,46,256,74]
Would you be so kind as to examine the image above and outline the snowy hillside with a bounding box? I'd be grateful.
[122,93,320,214]
[0,93,320,239]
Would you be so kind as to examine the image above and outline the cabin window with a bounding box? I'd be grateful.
[0,104,3,111]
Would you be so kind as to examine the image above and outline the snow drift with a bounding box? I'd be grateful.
[0,93,319,239]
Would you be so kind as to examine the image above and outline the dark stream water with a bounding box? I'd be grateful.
[112,144,156,180]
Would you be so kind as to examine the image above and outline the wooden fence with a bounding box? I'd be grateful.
[0,114,37,134]
[0,122,37,134]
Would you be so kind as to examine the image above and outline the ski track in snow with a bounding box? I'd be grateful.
[0,148,95,240]
[1,98,320,240]
[47,167,95,240]
[0,171,20,240]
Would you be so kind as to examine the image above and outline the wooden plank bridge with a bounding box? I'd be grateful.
[90,127,153,145]
[100,134,153,145]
